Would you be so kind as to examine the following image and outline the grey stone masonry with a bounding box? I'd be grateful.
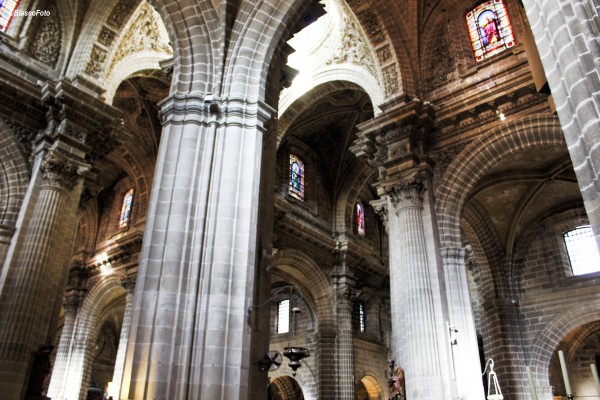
[522,0,600,248]
[121,94,273,400]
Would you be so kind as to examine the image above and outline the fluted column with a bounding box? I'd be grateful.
[108,277,136,399]
[46,288,85,399]
[121,94,273,400]
[0,151,89,399]
[379,178,445,399]
[332,251,356,400]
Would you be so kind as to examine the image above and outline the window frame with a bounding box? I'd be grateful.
[466,0,515,62]
[117,188,134,230]
[562,225,600,276]
[289,154,305,201]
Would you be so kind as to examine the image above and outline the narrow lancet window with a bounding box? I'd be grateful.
[289,155,305,200]
[277,299,290,334]
[356,200,366,236]
[118,189,134,229]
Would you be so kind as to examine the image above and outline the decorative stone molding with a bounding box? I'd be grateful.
[370,198,388,226]
[386,177,425,211]
[107,0,139,29]
[3,118,37,164]
[85,45,108,78]
[40,151,90,191]
[108,2,173,74]
[382,64,400,96]
[98,27,117,47]
[327,10,377,77]
[28,6,61,67]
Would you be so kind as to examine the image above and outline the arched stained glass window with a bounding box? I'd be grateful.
[118,189,134,229]
[466,0,515,62]
[289,154,305,200]
[0,0,20,32]
[356,200,365,236]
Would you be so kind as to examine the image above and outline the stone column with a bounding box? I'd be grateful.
[522,0,600,246]
[46,284,86,400]
[108,277,136,399]
[0,150,89,399]
[378,178,445,399]
[121,94,273,400]
[332,249,356,400]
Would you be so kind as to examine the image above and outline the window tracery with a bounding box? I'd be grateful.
[466,0,515,62]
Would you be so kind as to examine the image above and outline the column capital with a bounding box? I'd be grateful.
[40,150,90,191]
[121,276,137,293]
[383,175,425,212]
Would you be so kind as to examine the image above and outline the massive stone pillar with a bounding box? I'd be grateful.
[522,0,600,246]
[120,94,273,400]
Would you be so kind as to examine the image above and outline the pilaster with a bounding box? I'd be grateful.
[332,248,357,400]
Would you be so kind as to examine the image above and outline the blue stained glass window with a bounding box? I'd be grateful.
[0,0,19,32]
[289,154,305,200]
[118,189,134,229]
[466,0,515,62]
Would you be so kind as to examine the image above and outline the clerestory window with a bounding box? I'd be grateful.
[118,189,134,229]
[563,226,600,276]
[466,0,515,62]
[289,154,305,201]
[277,299,290,334]
[356,199,366,237]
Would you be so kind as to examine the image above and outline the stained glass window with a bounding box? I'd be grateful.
[356,200,365,236]
[0,0,20,32]
[118,189,134,229]
[277,299,290,334]
[466,0,515,62]
[289,155,305,200]
[563,226,600,276]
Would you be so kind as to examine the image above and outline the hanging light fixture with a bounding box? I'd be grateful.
[249,284,310,375]
[483,358,503,400]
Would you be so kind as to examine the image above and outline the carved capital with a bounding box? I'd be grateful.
[40,151,90,191]
[121,276,137,293]
[370,197,389,226]
[386,176,424,211]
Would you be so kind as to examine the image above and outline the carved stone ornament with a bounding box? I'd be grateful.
[357,10,385,45]
[107,0,139,29]
[40,152,90,191]
[382,64,400,96]
[108,2,173,73]
[370,197,389,226]
[327,9,377,77]
[387,177,424,210]
[28,6,61,67]
[427,30,455,90]
[98,27,117,47]
[85,45,108,78]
